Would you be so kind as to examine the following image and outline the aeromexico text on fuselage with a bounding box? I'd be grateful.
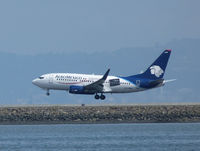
[32,49,173,100]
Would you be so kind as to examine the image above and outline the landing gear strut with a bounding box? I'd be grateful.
[95,93,106,100]
[46,89,50,96]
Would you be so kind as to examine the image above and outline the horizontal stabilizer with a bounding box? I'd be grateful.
[149,79,164,88]
[163,79,176,84]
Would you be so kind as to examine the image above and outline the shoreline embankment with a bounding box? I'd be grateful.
[0,104,200,125]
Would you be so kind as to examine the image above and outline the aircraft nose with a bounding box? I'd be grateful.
[32,79,38,86]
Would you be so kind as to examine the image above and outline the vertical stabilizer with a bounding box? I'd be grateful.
[140,49,171,80]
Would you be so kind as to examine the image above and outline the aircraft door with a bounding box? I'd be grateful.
[49,74,54,84]
[136,80,140,87]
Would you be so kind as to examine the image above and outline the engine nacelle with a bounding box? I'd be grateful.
[69,85,94,94]
[69,85,84,94]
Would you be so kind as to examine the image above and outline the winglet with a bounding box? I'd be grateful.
[102,69,110,80]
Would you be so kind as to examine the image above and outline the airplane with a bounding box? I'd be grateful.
[32,49,175,100]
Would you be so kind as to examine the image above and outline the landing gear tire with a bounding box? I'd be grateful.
[95,94,100,99]
[100,94,105,100]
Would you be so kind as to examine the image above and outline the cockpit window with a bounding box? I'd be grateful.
[39,76,44,79]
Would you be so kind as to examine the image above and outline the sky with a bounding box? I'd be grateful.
[0,0,199,104]
[0,0,200,54]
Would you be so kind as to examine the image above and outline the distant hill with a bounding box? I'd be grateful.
[0,38,199,104]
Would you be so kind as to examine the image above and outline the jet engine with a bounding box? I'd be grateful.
[69,85,94,94]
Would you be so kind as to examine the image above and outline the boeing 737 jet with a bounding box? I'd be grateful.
[32,50,174,100]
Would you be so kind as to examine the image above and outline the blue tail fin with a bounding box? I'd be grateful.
[139,49,171,80]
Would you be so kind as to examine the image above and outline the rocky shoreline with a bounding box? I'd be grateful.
[0,104,200,125]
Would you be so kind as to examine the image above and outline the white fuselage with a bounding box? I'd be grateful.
[32,50,172,100]
[32,73,144,94]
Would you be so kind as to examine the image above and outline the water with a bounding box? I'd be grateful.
[0,123,200,151]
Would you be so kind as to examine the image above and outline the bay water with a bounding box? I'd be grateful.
[0,123,200,151]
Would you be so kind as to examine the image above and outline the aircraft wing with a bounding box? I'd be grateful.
[84,69,110,93]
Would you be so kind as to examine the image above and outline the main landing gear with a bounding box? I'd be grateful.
[46,89,50,96]
[95,93,106,100]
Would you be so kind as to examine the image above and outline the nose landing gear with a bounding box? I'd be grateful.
[46,89,50,96]
[95,93,106,100]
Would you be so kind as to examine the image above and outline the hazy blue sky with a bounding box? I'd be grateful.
[0,0,200,54]
[0,1,199,104]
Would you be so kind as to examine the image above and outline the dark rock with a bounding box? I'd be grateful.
[0,104,200,124]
